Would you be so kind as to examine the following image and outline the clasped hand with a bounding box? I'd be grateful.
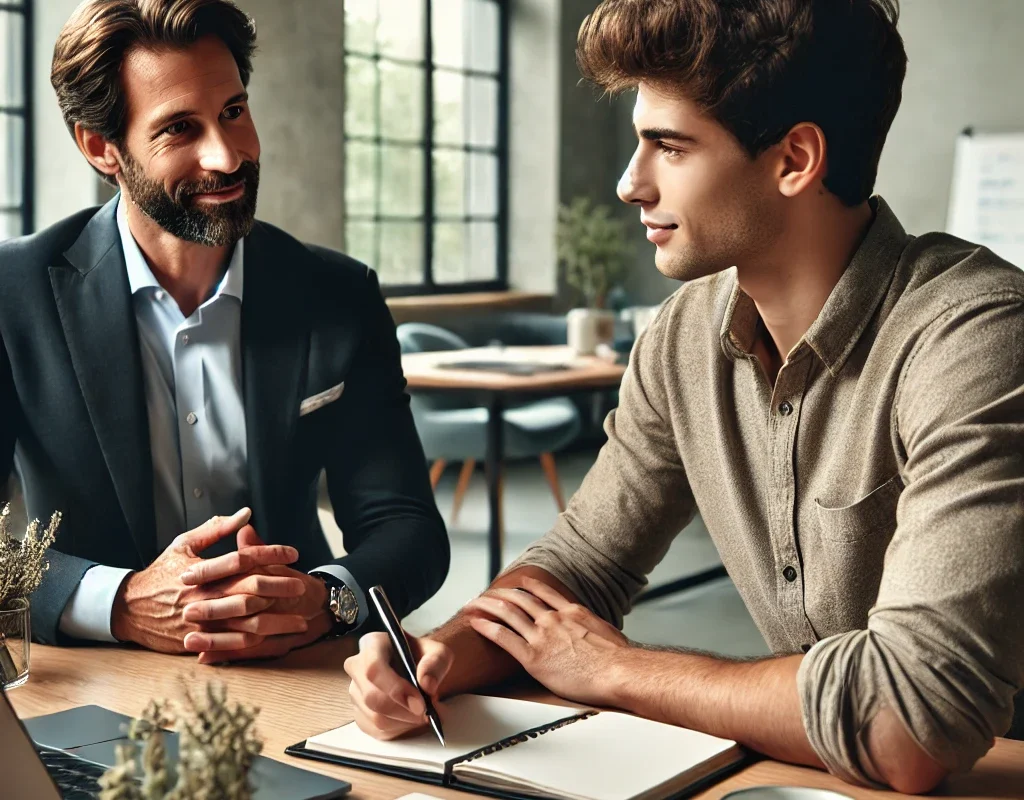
[111,508,330,663]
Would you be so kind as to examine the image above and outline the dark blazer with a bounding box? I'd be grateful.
[0,197,449,644]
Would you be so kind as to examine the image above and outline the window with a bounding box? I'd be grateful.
[0,0,31,241]
[344,0,508,294]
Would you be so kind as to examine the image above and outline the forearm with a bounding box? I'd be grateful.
[433,565,579,697]
[608,648,822,768]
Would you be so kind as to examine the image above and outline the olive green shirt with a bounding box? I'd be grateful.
[509,198,1024,784]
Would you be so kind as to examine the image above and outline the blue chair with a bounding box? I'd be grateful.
[397,323,582,525]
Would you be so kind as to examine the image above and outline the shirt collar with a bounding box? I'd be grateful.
[116,194,244,303]
[719,196,910,375]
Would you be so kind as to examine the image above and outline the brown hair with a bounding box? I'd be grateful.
[51,0,257,143]
[577,0,907,206]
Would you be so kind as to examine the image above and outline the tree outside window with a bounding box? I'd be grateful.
[344,0,508,293]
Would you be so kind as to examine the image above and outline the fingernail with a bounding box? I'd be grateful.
[180,570,194,583]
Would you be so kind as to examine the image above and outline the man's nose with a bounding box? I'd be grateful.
[198,127,243,176]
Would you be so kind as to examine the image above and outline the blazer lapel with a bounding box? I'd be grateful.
[241,222,311,540]
[49,198,156,565]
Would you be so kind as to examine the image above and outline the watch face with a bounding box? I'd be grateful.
[336,586,359,625]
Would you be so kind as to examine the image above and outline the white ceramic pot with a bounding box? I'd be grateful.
[566,308,616,356]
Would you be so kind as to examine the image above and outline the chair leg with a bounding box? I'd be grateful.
[539,452,565,512]
[450,459,476,526]
[429,460,446,490]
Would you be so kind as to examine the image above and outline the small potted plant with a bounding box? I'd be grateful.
[99,681,263,800]
[556,196,630,355]
[0,504,60,688]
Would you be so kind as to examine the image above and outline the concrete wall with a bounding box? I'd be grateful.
[235,0,346,249]
[874,0,1024,235]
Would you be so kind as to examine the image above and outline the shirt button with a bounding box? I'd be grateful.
[801,643,812,653]
[181,334,190,345]
[193,487,203,499]
[155,290,165,301]
[186,411,198,425]
[778,401,793,416]
[783,565,798,582]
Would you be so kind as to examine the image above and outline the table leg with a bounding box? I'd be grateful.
[485,394,505,582]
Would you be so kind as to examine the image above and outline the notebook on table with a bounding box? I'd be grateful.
[286,695,746,800]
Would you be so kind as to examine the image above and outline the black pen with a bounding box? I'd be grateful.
[368,585,446,747]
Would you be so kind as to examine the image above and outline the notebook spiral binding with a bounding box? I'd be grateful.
[444,710,598,782]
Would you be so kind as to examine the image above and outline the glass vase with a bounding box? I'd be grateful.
[0,597,30,688]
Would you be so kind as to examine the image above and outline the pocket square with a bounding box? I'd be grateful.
[299,381,345,416]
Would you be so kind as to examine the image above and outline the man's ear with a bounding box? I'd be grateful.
[774,122,827,199]
[74,122,122,180]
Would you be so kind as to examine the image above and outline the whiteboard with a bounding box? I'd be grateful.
[946,131,1024,269]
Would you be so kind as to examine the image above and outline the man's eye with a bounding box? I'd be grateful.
[657,141,683,158]
[164,120,189,136]
[223,106,244,120]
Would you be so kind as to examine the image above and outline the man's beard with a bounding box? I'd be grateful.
[118,150,260,247]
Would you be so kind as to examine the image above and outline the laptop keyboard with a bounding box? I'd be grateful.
[36,746,106,799]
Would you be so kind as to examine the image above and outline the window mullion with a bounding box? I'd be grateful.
[423,0,435,286]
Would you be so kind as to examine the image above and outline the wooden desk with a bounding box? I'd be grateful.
[402,346,626,580]
[10,645,1024,800]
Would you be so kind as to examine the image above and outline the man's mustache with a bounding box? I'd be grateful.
[175,162,259,203]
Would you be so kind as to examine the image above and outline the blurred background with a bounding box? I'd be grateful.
[2,0,1023,651]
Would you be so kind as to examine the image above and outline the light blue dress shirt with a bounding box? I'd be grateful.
[59,197,365,641]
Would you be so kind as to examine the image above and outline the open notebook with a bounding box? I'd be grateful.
[286,695,746,800]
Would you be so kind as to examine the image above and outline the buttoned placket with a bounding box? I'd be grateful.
[751,343,820,650]
[174,306,212,528]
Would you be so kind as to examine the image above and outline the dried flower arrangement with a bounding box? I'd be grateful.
[0,504,61,684]
[98,681,264,800]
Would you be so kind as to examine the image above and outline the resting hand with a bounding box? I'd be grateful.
[182,526,333,664]
[111,509,306,654]
[465,577,629,707]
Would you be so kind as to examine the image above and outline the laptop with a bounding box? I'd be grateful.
[1,686,351,799]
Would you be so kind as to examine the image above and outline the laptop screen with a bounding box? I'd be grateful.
[0,687,62,799]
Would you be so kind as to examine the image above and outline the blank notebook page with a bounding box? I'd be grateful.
[305,695,581,774]
[456,710,739,800]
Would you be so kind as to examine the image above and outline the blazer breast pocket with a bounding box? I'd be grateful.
[299,381,345,417]
[814,473,904,544]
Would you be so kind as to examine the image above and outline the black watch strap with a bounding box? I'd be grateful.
[310,570,360,636]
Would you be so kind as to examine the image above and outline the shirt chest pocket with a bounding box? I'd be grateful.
[814,473,903,543]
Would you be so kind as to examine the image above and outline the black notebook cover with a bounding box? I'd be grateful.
[284,736,752,800]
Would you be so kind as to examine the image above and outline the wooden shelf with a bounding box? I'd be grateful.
[386,290,551,323]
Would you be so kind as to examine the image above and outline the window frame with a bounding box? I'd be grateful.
[0,0,32,237]
[343,0,510,296]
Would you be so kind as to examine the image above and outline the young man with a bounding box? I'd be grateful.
[0,0,448,661]
[344,0,1024,793]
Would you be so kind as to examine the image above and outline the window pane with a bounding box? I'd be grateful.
[0,211,20,241]
[345,220,377,266]
[378,0,424,61]
[467,221,497,280]
[433,222,466,283]
[345,56,377,138]
[433,71,463,146]
[0,113,22,207]
[468,152,496,216]
[380,145,423,216]
[467,76,497,148]
[378,221,424,284]
[0,12,24,107]
[379,61,424,142]
[345,0,378,55]
[433,149,465,217]
[467,0,499,74]
[345,140,378,213]
[431,0,465,71]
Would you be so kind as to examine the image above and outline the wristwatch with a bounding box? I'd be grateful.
[310,570,360,635]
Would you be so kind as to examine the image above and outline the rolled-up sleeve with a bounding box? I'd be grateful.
[798,294,1024,784]
[506,305,697,628]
